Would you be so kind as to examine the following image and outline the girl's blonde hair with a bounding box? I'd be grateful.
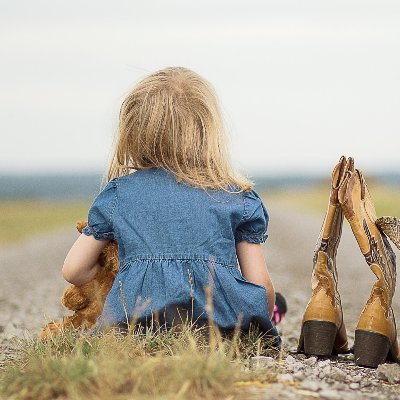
[105,66,253,192]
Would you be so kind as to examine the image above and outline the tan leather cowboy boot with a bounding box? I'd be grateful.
[339,169,400,367]
[298,156,353,356]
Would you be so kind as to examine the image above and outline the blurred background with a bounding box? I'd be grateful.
[1,0,400,245]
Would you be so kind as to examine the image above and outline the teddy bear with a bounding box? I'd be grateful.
[40,221,119,340]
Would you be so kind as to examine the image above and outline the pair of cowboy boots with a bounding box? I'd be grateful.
[298,156,400,368]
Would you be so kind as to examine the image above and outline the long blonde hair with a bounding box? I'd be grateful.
[105,67,253,192]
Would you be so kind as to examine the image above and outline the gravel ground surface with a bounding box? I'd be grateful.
[1,201,400,399]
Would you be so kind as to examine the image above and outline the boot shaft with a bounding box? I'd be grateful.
[313,156,354,284]
[339,169,396,301]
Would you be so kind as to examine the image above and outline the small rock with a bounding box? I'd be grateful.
[338,353,354,361]
[249,356,276,369]
[330,382,347,390]
[351,375,362,383]
[300,379,321,392]
[285,355,296,364]
[349,382,359,390]
[377,363,400,384]
[329,367,347,382]
[286,361,304,373]
[319,389,342,400]
[361,380,372,387]
[318,359,331,368]
[278,373,294,383]
[3,322,24,340]
[292,371,306,381]
[304,356,317,366]
[323,365,332,374]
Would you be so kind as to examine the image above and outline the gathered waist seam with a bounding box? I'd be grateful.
[120,255,237,269]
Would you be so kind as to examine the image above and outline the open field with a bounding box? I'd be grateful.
[0,199,90,246]
[265,183,400,217]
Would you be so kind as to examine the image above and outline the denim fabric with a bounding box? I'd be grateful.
[82,167,280,346]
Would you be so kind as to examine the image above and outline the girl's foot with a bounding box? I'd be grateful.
[271,292,287,326]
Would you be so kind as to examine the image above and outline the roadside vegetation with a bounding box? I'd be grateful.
[265,183,400,217]
[0,199,90,245]
[0,316,281,400]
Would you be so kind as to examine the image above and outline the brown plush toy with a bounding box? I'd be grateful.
[40,221,119,341]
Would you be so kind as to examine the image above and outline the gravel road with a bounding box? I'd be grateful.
[1,201,400,399]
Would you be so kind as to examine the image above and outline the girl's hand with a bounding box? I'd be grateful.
[235,241,276,318]
[62,234,110,286]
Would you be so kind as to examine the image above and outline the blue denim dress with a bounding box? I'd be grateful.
[82,167,280,345]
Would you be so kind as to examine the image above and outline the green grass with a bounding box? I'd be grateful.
[0,319,281,400]
[264,183,400,217]
[0,199,91,245]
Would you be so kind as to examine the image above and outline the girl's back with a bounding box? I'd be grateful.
[98,167,254,264]
[85,166,277,341]
[62,66,280,347]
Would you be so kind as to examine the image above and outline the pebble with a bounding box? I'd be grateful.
[292,371,306,381]
[331,382,347,391]
[319,365,331,379]
[319,389,343,400]
[2,322,24,340]
[300,378,325,391]
[286,361,304,373]
[249,356,276,370]
[285,355,296,364]
[278,373,294,383]
[317,359,331,368]
[329,367,347,382]
[303,356,317,366]
[338,353,354,362]
[351,374,362,383]
[377,363,400,384]
[349,383,360,390]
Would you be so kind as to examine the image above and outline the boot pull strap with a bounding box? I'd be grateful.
[359,171,366,200]
[376,216,400,250]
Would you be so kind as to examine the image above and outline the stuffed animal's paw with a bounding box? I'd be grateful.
[62,286,89,310]
[39,321,66,341]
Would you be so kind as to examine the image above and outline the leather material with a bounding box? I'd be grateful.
[339,169,399,360]
[376,216,400,250]
[299,156,353,353]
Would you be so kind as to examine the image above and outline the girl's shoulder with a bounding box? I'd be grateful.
[114,167,170,182]
[112,169,265,210]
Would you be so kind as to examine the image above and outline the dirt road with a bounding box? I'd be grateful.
[1,202,400,399]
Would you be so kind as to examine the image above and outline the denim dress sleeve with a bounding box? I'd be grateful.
[82,179,118,241]
[235,189,269,244]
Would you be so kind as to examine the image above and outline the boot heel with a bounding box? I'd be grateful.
[354,330,390,368]
[302,320,337,356]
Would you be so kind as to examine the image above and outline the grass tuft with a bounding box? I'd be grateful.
[0,319,281,400]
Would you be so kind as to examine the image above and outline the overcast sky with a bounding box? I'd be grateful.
[1,1,399,177]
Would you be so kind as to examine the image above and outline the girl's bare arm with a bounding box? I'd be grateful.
[62,234,110,286]
[235,241,275,317]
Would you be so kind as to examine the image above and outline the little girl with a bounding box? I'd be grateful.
[62,67,282,346]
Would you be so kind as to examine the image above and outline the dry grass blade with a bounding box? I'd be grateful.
[0,275,280,399]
